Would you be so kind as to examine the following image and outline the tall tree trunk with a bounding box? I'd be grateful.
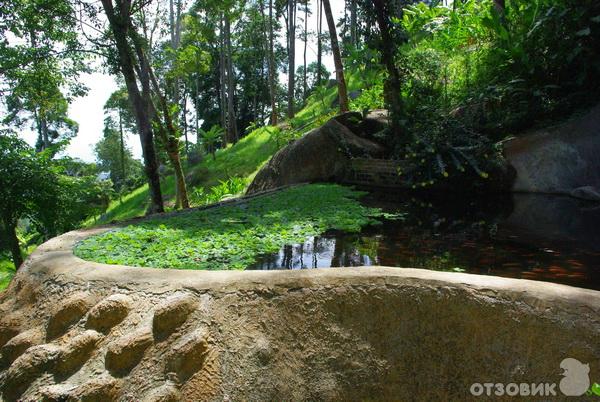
[224,14,238,143]
[195,74,200,138]
[2,217,22,269]
[316,0,323,87]
[494,0,505,14]
[372,0,404,135]
[322,0,349,113]
[350,0,357,47]
[219,21,227,131]
[146,65,190,209]
[129,16,189,210]
[40,116,50,150]
[119,108,126,195]
[100,0,164,214]
[267,0,278,125]
[287,0,296,118]
[303,1,308,101]
[182,92,188,154]
[493,0,506,24]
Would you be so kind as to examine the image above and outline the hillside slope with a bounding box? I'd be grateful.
[92,74,367,225]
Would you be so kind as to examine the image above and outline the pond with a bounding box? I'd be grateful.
[249,191,600,291]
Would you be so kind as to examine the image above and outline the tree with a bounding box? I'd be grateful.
[267,0,278,125]
[0,135,56,268]
[371,0,404,135]
[95,123,143,192]
[287,0,297,118]
[0,0,86,155]
[100,0,165,214]
[322,0,349,112]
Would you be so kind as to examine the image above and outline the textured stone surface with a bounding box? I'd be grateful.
[46,293,95,340]
[0,326,44,368]
[55,330,102,379]
[152,294,196,341]
[0,227,598,401]
[105,328,153,377]
[85,294,131,334]
[505,104,600,197]
[247,114,385,194]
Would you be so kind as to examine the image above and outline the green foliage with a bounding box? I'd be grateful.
[350,83,385,112]
[95,125,144,191]
[75,184,391,270]
[190,177,248,205]
[387,0,600,185]
[198,125,224,160]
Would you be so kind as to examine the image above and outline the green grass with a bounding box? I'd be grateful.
[0,245,36,291]
[92,126,279,225]
[0,257,15,291]
[75,184,399,270]
[91,70,367,226]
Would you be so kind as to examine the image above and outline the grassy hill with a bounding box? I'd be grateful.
[91,73,368,225]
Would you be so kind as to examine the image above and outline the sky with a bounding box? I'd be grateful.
[23,0,345,163]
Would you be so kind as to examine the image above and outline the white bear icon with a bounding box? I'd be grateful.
[559,358,590,396]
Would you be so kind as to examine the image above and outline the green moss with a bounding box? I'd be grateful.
[75,184,392,271]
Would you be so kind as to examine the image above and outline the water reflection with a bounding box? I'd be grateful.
[248,192,600,291]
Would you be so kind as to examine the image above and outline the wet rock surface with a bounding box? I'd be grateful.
[0,227,598,401]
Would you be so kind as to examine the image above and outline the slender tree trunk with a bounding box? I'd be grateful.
[350,0,357,47]
[224,14,238,143]
[100,0,164,214]
[129,18,190,210]
[40,116,50,150]
[182,92,188,154]
[2,216,22,269]
[146,61,190,210]
[119,108,126,202]
[494,0,505,14]
[287,0,296,118]
[268,0,278,125]
[372,0,404,135]
[195,75,200,139]
[323,0,349,112]
[316,0,323,87]
[303,2,308,101]
[219,21,227,131]
[493,0,506,25]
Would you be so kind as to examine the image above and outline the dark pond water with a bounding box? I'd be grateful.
[248,191,600,291]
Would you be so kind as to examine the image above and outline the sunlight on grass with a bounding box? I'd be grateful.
[75,184,399,270]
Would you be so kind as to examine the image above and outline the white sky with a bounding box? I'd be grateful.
[20,0,344,162]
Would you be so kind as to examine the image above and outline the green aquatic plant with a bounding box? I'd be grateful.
[74,184,395,270]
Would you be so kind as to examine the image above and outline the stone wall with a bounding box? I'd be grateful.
[341,158,407,188]
[0,228,598,401]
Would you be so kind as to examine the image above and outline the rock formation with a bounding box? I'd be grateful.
[504,104,600,200]
[0,227,597,401]
[247,112,385,194]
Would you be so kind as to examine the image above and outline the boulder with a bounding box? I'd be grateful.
[504,104,600,200]
[247,115,385,194]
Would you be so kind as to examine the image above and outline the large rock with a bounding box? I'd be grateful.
[0,227,598,401]
[247,114,385,194]
[504,104,600,199]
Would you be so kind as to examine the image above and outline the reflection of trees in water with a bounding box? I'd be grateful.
[248,193,600,290]
[252,235,375,269]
